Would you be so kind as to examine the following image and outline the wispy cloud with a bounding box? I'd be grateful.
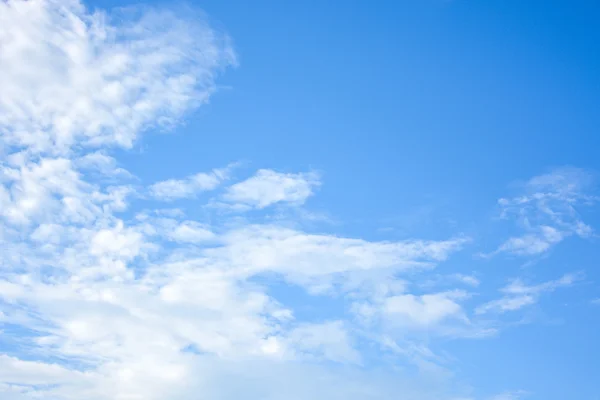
[488,390,528,400]
[0,3,472,388]
[486,167,596,257]
[382,290,469,327]
[149,166,232,201]
[476,273,582,315]
[222,169,321,209]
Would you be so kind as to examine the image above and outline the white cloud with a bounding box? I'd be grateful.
[149,166,231,201]
[0,0,236,155]
[75,152,132,178]
[455,274,480,287]
[496,226,564,256]
[382,291,467,327]
[420,274,480,290]
[476,273,581,315]
[285,321,361,364]
[89,221,145,261]
[350,286,488,340]
[488,391,528,400]
[0,355,83,386]
[489,167,596,257]
[0,1,548,399]
[476,295,537,314]
[168,221,215,243]
[0,188,471,400]
[222,169,321,209]
[207,225,469,291]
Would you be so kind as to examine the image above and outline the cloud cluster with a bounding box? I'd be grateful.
[0,1,592,400]
[489,167,596,257]
[0,3,476,398]
[0,0,235,154]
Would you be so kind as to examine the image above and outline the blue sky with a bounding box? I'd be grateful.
[0,0,599,399]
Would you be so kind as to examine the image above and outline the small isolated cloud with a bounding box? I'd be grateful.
[382,290,468,327]
[476,273,582,315]
[488,167,596,257]
[222,169,321,209]
[496,226,564,256]
[488,390,528,400]
[455,274,480,287]
[149,167,231,201]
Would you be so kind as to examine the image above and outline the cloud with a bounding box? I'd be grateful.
[75,152,132,178]
[488,391,528,400]
[382,291,468,327]
[419,274,480,290]
[488,167,596,257]
[455,274,480,287]
[0,215,470,400]
[0,149,471,400]
[204,225,470,295]
[476,273,581,315]
[0,160,472,400]
[167,221,215,243]
[0,1,563,399]
[149,166,231,201]
[0,0,236,154]
[495,226,564,256]
[285,321,361,364]
[0,355,84,386]
[222,169,321,209]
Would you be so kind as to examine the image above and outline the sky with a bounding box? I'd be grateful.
[0,0,599,399]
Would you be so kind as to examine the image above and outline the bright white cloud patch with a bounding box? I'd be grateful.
[223,169,321,209]
[168,221,215,243]
[382,291,467,327]
[0,0,235,154]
